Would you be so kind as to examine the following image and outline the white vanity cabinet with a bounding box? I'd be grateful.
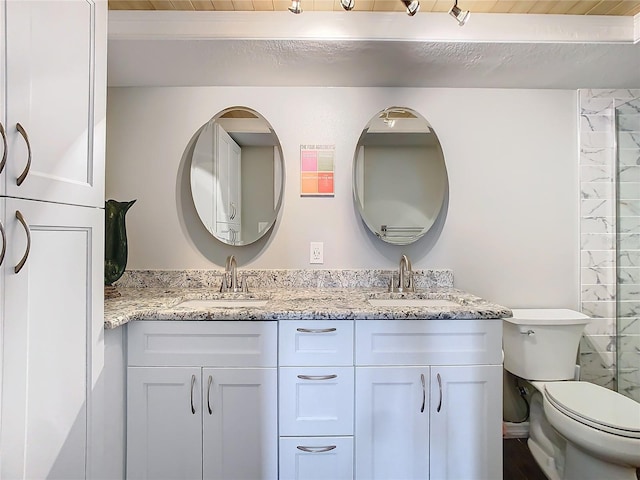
[278,321,355,480]
[126,321,278,480]
[354,319,503,480]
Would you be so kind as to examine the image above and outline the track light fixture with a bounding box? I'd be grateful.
[288,0,302,14]
[448,0,470,26]
[340,0,355,11]
[287,0,467,20]
[400,0,420,16]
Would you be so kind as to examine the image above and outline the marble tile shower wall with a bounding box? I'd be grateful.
[579,89,640,402]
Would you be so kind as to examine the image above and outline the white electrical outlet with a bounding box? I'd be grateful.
[310,242,324,264]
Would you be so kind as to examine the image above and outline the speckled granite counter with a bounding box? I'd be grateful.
[105,269,511,329]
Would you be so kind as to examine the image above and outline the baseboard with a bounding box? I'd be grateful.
[503,421,530,439]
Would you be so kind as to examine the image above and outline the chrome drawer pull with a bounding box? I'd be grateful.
[296,327,337,334]
[190,374,196,414]
[420,373,426,413]
[0,218,5,267]
[297,374,337,381]
[296,445,336,453]
[437,373,443,413]
[16,123,31,186]
[0,122,6,174]
[14,210,31,274]
[207,375,213,415]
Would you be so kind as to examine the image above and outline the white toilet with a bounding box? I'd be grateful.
[503,309,640,480]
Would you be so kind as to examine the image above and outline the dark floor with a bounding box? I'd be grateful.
[504,438,547,480]
[504,438,640,480]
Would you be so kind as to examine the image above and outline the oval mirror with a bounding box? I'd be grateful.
[352,107,448,245]
[189,107,285,246]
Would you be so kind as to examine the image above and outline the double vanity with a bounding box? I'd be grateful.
[106,266,510,480]
[103,104,507,479]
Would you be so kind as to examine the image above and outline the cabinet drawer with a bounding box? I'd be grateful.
[355,319,502,366]
[279,320,353,366]
[279,436,354,480]
[279,367,354,436]
[127,321,277,367]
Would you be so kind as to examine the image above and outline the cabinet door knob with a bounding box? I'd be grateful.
[297,374,337,381]
[0,218,6,267]
[16,123,31,187]
[190,374,196,414]
[14,210,31,274]
[296,445,336,453]
[0,122,7,175]
[207,375,213,415]
[436,373,443,413]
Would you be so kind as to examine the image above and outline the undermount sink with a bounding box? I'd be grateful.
[175,298,269,308]
[368,298,459,308]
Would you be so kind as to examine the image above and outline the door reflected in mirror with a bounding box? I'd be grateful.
[189,107,285,246]
[352,107,448,245]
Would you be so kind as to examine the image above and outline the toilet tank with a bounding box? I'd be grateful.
[503,309,591,381]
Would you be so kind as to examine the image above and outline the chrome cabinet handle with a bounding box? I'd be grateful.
[190,374,196,414]
[14,211,31,274]
[0,218,6,267]
[297,374,337,381]
[436,373,443,413]
[0,122,7,175]
[296,446,336,453]
[16,123,31,186]
[296,327,337,334]
[420,373,426,413]
[207,375,213,415]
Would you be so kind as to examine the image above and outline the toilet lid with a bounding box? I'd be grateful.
[544,382,640,439]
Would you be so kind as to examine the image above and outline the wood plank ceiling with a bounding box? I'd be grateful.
[108,0,640,15]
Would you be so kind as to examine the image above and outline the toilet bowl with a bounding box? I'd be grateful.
[503,309,640,480]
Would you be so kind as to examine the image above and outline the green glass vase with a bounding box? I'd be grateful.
[105,199,136,286]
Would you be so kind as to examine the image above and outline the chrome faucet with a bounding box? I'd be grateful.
[224,254,240,292]
[396,254,415,293]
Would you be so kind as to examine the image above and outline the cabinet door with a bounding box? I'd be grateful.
[4,0,105,207]
[0,197,103,480]
[429,365,503,480]
[0,1,5,197]
[203,368,278,480]
[280,436,354,480]
[215,123,241,225]
[127,366,203,480]
[355,367,430,480]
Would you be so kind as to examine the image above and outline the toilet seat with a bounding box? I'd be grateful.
[544,382,640,439]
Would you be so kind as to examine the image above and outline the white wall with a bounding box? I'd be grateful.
[106,87,579,308]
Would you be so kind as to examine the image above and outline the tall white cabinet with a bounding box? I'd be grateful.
[214,123,242,244]
[0,1,107,478]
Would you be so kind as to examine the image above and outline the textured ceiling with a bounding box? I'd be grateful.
[107,5,640,88]
[108,0,640,16]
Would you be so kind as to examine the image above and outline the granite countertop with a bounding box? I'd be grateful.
[104,286,512,329]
